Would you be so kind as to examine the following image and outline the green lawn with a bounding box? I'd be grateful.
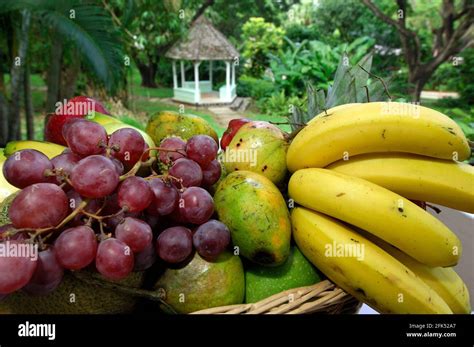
[244,111,292,133]
[14,70,473,143]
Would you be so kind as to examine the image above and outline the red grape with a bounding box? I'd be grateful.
[96,238,134,280]
[110,158,125,175]
[185,135,218,167]
[0,240,38,294]
[23,247,64,295]
[156,226,193,264]
[147,178,179,216]
[201,159,221,186]
[158,137,186,165]
[70,155,119,198]
[51,152,81,184]
[169,158,202,187]
[118,176,153,212]
[133,241,156,271]
[109,128,145,169]
[3,149,53,188]
[103,211,140,232]
[9,183,69,229]
[54,226,97,270]
[63,119,108,156]
[193,220,231,259]
[66,190,103,226]
[115,217,152,253]
[179,187,214,224]
[168,205,188,224]
[142,213,160,230]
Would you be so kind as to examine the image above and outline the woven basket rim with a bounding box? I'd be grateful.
[191,280,361,314]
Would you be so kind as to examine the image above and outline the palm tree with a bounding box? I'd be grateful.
[0,0,125,144]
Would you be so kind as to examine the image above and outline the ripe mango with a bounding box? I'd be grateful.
[214,171,291,266]
[222,121,288,184]
[155,251,244,313]
[146,111,218,146]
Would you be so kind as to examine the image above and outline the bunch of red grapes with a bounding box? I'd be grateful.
[0,118,231,296]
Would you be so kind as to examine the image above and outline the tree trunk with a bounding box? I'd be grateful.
[0,93,9,147]
[136,60,157,88]
[410,68,432,103]
[24,62,34,140]
[8,9,31,142]
[412,79,426,103]
[60,52,81,101]
[46,35,63,113]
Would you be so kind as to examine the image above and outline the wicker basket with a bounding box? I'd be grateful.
[191,280,361,314]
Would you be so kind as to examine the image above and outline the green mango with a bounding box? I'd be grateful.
[155,251,244,313]
[223,121,288,184]
[245,246,321,303]
[214,171,291,266]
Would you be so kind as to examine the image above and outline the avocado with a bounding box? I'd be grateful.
[245,246,321,303]
[155,251,245,313]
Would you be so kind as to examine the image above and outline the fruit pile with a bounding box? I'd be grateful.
[0,102,231,298]
[287,102,473,314]
[0,95,472,315]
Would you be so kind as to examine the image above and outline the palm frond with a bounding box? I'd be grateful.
[2,0,125,93]
[38,3,124,92]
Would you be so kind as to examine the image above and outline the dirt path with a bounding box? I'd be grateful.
[207,106,244,128]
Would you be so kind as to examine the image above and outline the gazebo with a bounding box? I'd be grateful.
[165,15,239,105]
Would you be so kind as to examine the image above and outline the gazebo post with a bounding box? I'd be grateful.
[172,60,178,89]
[225,61,231,101]
[232,60,236,88]
[180,61,185,87]
[194,61,201,103]
[209,61,213,86]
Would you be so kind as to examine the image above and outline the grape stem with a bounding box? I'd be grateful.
[71,271,177,313]
[29,200,89,239]
[144,173,184,190]
[81,207,126,221]
[119,145,184,181]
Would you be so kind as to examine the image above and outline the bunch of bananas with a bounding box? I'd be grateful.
[287,102,473,314]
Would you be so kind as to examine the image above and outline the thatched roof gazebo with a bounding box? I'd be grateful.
[165,15,239,105]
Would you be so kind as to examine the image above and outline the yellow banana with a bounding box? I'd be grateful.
[356,229,471,314]
[4,141,65,159]
[287,102,470,171]
[291,207,453,314]
[0,160,19,203]
[306,103,360,125]
[327,153,474,213]
[288,168,461,267]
